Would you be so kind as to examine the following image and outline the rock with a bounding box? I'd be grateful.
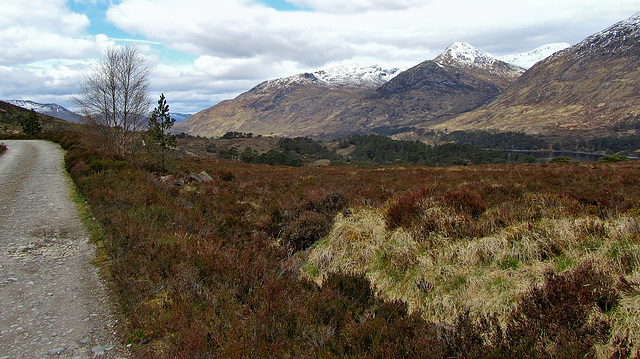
[92,344,115,356]
[47,347,66,355]
[199,171,213,181]
[185,170,213,184]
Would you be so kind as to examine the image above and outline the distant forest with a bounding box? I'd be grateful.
[212,132,537,167]
[202,130,640,167]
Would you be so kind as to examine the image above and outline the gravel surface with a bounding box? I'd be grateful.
[0,140,129,358]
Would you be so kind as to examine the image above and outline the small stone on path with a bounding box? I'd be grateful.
[47,347,66,355]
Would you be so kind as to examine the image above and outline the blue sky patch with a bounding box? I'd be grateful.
[68,1,143,40]
[257,0,306,11]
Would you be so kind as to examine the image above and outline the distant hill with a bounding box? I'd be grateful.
[437,12,640,138]
[172,113,192,123]
[5,100,83,123]
[174,64,402,137]
[174,44,526,138]
[327,42,524,134]
[0,100,74,134]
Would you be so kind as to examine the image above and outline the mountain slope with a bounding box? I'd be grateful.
[0,100,75,133]
[176,44,524,138]
[325,42,524,133]
[438,12,640,137]
[6,100,82,123]
[174,65,401,137]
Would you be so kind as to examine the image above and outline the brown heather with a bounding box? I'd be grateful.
[45,130,640,358]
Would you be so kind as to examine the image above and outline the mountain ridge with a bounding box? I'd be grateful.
[435,11,640,138]
[6,100,82,123]
[175,42,534,138]
[497,43,571,69]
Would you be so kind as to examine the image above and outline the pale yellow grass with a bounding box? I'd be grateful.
[302,204,640,353]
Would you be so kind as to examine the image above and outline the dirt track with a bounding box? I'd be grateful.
[0,140,128,358]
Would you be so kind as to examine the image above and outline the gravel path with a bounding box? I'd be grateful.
[0,140,129,358]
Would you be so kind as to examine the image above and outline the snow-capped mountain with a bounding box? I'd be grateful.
[175,63,401,137]
[255,64,401,94]
[313,64,401,88]
[435,42,504,69]
[498,43,571,69]
[436,41,570,70]
[6,100,82,123]
[569,11,640,58]
[176,43,526,138]
[439,11,640,137]
[434,42,525,79]
[176,10,640,140]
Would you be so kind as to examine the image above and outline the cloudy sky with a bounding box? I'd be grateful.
[1,0,638,114]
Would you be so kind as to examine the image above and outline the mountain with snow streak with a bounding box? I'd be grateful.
[249,64,401,95]
[313,64,401,88]
[498,43,571,69]
[438,11,640,137]
[436,42,519,71]
[175,63,401,137]
[6,100,82,123]
[569,11,640,59]
[175,43,527,138]
[321,42,526,133]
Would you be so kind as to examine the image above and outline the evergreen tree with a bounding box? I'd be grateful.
[22,109,42,136]
[147,94,176,171]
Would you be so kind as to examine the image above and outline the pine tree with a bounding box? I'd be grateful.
[22,109,42,136]
[147,94,176,171]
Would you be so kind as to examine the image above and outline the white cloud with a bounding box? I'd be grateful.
[0,60,90,108]
[0,0,97,65]
[286,0,428,13]
[1,0,639,113]
[106,0,640,69]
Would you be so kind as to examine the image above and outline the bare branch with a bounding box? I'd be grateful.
[73,45,151,154]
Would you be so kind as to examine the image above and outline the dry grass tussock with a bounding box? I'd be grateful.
[303,191,640,355]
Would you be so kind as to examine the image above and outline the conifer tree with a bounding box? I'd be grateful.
[22,109,42,136]
[147,93,176,171]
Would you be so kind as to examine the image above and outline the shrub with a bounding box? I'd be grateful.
[281,211,331,252]
[506,262,617,357]
[217,170,234,182]
[323,272,375,310]
[598,154,629,162]
[384,189,429,230]
[439,187,487,218]
[88,158,129,172]
[58,130,640,357]
[303,192,347,215]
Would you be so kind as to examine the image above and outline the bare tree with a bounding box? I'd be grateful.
[74,45,151,154]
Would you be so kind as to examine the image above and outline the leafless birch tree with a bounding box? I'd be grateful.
[74,45,151,154]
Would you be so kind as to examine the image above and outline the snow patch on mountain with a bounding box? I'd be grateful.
[314,64,402,88]
[256,73,320,93]
[434,42,525,79]
[172,113,192,123]
[6,100,82,123]
[498,43,571,69]
[569,11,640,58]
[435,42,503,69]
[254,64,402,94]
